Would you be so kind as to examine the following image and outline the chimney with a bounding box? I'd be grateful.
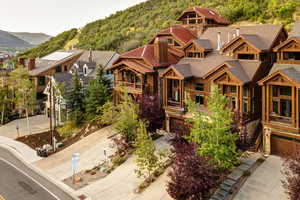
[217,32,222,50]
[88,49,93,63]
[18,57,26,67]
[154,37,168,64]
[27,58,36,71]
[236,28,240,37]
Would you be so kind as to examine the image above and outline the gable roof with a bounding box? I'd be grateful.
[177,7,230,25]
[76,50,118,68]
[222,34,268,53]
[200,24,285,51]
[112,44,181,69]
[273,36,300,52]
[149,25,197,45]
[183,39,213,51]
[29,50,83,76]
[258,64,300,86]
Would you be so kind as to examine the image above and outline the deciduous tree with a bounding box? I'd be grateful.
[187,84,240,169]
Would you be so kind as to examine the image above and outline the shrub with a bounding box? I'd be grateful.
[112,155,127,166]
[57,122,76,138]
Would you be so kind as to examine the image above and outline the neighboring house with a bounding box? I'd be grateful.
[18,50,84,100]
[43,73,89,125]
[109,6,298,157]
[258,22,300,156]
[0,52,12,66]
[71,50,119,81]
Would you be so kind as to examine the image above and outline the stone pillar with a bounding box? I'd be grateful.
[263,128,272,155]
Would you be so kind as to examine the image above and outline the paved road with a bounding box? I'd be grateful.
[0,145,78,200]
[0,115,49,139]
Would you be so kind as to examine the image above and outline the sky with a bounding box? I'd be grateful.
[1,0,147,36]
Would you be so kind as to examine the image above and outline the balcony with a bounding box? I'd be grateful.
[115,81,143,94]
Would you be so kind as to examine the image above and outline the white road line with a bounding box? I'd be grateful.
[0,158,59,200]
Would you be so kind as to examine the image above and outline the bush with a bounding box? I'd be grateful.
[57,122,76,138]
[112,155,127,166]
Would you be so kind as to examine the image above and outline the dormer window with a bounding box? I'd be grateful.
[238,54,255,60]
[283,52,300,61]
[167,38,180,47]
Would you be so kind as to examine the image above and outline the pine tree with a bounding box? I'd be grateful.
[187,84,240,169]
[134,121,159,179]
[67,72,85,126]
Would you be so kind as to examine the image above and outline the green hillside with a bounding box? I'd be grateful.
[20,0,300,58]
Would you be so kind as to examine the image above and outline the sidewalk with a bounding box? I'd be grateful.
[0,136,41,163]
[34,126,117,180]
[0,115,49,139]
[79,136,171,200]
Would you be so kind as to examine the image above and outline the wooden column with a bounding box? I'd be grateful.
[262,85,265,122]
[163,79,167,107]
[296,87,299,129]
[292,86,296,128]
[266,85,270,123]
[239,85,243,114]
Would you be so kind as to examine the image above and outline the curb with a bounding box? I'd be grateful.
[0,144,91,200]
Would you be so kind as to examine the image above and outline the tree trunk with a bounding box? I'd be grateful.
[26,108,31,134]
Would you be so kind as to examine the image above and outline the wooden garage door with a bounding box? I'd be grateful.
[271,134,300,157]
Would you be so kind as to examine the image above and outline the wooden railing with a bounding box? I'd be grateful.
[167,99,181,107]
[115,81,142,90]
[269,114,292,124]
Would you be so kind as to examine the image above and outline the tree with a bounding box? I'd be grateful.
[137,94,165,132]
[167,134,219,200]
[0,85,12,124]
[10,66,36,134]
[282,149,300,200]
[85,69,110,120]
[66,72,85,126]
[187,85,240,169]
[114,92,140,143]
[134,121,159,179]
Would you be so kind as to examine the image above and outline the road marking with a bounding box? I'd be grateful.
[0,158,59,200]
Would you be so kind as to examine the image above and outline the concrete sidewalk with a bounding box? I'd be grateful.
[234,155,287,200]
[34,126,117,180]
[0,115,49,139]
[79,136,172,200]
[0,136,41,163]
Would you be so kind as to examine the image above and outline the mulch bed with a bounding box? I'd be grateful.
[16,122,105,155]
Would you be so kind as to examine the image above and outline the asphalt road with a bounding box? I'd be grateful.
[0,146,78,200]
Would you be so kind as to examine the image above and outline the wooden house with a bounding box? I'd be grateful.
[258,23,300,156]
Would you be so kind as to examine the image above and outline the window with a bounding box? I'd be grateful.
[238,54,255,60]
[174,41,180,46]
[38,76,45,86]
[55,65,62,73]
[167,38,173,45]
[187,52,202,58]
[195,83,204,91]
[195,94,204,105]
[84,67,87,76]
[243,99,248,113]
[283,52,300,61]
[270,85,293,124]
[64,65,68,71]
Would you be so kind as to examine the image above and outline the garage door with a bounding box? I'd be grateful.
[271,134,300,157]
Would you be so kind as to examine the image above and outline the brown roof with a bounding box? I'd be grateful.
[77,50,118,67]
[183,39,213,51]
[177,7,230,25]
[168,52,261,84]
[149,25,197,45]
[113,60,154,74]
[200,24,284,51]
[273,36,300,52]
[113,44,181,68]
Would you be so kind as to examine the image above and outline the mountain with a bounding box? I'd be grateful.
[10,32,51,45]
[19,0,300,58]
[0,30,32,48]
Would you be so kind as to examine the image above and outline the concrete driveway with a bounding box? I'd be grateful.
[0,115,49,139]
[234,155,288,200]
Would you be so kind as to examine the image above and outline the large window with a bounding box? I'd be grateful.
[283,52,300,61]
[195,83,204,91]
[238,54,255,60]
[167,79,181,106]
[195,94,204,105]
[55,65,62,73]
[222,85,238,110]
[270,85,292,124]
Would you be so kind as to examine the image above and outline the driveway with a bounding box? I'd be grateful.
[0,115,49,139]
[234,155,288,200]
